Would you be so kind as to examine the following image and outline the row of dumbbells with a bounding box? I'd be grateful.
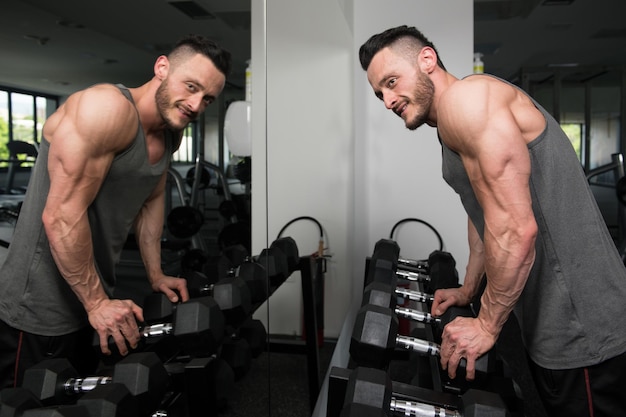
[0,351,231,417]
[329,238,520,416]
[0,237,303,417]
[351,239,496,378]
[96,236,302,376]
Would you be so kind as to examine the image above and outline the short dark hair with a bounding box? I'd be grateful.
[359,25,446,71]
[170,34,232,77]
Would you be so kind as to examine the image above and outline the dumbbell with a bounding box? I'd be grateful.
[367,239,458,292]
[0,387,45,417]
[96,296,225,358]
[0,388,110,417]
[236,260,269,304]
[362,281,470,328]
[21,352,168,415]
[67,359,235,417]
[178,271,252,327]
[364,280,435,309]
[220,336,252,380]
[216,244,250,276]
[182,356,235,414]
[270,237,300,273]
[238,318,267,358]
[341,366,508,417]
[349,304,495,376]
[192,244,250,282]
[255,237,300,287]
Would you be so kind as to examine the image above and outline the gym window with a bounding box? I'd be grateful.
[172,123,196,163]
[0,87,58,168]
[561,123,583,161]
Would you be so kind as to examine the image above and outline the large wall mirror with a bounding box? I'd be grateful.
[0,1,335,415]
[0,1,280,416]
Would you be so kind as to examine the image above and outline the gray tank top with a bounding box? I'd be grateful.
[0,85,172,335]
[441,76,626,369]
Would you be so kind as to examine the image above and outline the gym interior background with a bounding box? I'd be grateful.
[1,1,626,416]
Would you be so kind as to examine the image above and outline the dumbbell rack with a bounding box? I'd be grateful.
[265,255,325,412]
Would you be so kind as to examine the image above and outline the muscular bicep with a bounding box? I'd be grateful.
[460,109,535,241]
[44,87,137,220]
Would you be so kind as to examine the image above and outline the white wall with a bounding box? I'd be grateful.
[251,0,472,339]
[251,0,354,338]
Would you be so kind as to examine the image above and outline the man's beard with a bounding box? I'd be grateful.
[406,73,435,131]
[155,79,187,132]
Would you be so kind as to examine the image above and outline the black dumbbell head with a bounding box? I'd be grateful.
[216,245,250,279]
[112,352,168,415]
[222,244,249,267]
[0,387,43,417]
[173,296,225,355]
[366,250,397,287]
[238,318,267,358]
[270,237,299,273]
[426,251,458,291]
[349,305,398,369]
[185,357,235,412]
[461,389,509,417]
[221,337,252,380]
[182,270,214,298]
[142,292,175,324]
[21,406,87,417]
[77,383,139,417]
[373,239,400,261]
[212,277,252,326]
[340,403,387,417]
[257,247,289,286]
[361,282,396,309]
[21,358,79,405]
[238,260,268,304]
[343,367,392,411]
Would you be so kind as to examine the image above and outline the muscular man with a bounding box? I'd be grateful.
[359,25,626,416]
[0,34,231,388]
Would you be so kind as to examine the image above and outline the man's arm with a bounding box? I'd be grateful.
[436,79,538,379]
[42,85,144,356]
[134,170,189,302]
[431,218,486,315]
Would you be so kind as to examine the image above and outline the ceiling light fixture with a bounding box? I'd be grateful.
[22,35,50,46]
[542,0,575,5]
[168,1,215,19]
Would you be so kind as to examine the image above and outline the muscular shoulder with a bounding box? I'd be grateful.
[437,76,536,152]
[46,84,139,153]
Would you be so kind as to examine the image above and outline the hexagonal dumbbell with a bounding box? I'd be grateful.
[21,352,167,415]
[367,239,459,292]
[182,271,252,327]
[0,387,44,417]
[361,281,471,329]
[349,304,496,377]
[94,296,225,363]
[341,366,509,417]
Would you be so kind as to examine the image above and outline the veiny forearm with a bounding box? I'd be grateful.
[461,219,487,300]
[134,178,167,283]
[478,220,536,337]
[43,209,109,312]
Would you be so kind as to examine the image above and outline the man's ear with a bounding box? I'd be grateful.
[419,47,438,74]
[154,55,169,81]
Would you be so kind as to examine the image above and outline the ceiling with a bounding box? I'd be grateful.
[1,0,625,98]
